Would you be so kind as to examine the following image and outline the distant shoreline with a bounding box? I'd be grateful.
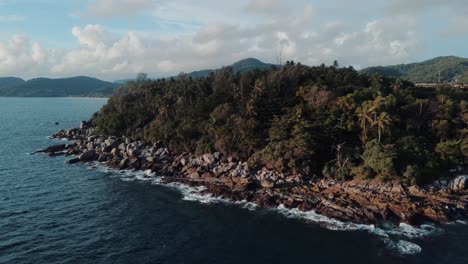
[34,122,468,227]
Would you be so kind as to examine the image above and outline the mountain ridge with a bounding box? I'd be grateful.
[0,76,120,97]
[360,56,468,83]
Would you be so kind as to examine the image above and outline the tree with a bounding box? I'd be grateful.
[391,79,403,92]
[333,60,339,68]
[370,74,383,95]
[372,111,391,143]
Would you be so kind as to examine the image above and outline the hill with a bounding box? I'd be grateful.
[94,62,468,186]
[0,77,25,87]
[0,76,120,97]
[181,58,276,79]
[361,56,468,83]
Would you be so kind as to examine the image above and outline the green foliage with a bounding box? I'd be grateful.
[94,63,468,183]
[361,56,468,83]
[356,140,397,180]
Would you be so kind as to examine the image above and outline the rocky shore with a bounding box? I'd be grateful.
[35,121,468,226]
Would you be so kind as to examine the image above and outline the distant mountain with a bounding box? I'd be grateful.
[0,77,25,87]
[0,76,120,97]
[360,56,468,83]
[177,58,276,79]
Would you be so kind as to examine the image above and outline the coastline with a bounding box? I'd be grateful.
[35,121,468,227]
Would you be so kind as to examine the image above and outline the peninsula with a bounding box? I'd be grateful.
[37,61,468,225]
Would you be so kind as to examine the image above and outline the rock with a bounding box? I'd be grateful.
[203,153,215,165]
[78,150,96,161]
[33,144,66,154]
[448,175,468,192]
[111,148,119,155]
[146,157,155,162]
[260,179,275,189]
[104,138,116,146]
[49,152,65,157]
[118,143,126,151]
[128,148,140,157]
[67,158,80,164]
[79,121,87,129]
[98,154,108,162]
[125,137,132,144]
[129,158,141,169]
[188,171,200,179]
[187,167,198,174]
[201,172,213,179]
[119,158,129,170]
[86,142,94,151]
[180,157,188,166]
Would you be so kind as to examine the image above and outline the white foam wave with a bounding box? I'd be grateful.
[86,161,443,256]
[274,204,439,255]
[390,240,422,255]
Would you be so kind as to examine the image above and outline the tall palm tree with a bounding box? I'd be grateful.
[391,79,403,92]
[370,74,383,95]
[356,103,374,143]
[372,112,391,143]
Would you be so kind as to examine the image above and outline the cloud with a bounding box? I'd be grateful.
[0,35,49,77]
[83,0,153,19]
[72,24,113,47]
[0,14,25,22]
[1,1,424,80]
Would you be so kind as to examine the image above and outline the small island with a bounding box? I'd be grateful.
[38,61,468,226]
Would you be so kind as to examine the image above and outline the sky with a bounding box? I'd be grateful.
[0,0,467,81]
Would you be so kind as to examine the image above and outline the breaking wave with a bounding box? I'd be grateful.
[90,162,448,256]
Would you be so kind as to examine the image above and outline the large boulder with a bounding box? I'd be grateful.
[79,121,87,129]
[128,148,140,158]
[203,153,215,165]
[67,158,80,164]
[119,158,129,170]
[104,138,117,147]
[98,154,108,162]
[33,144,66,154]
[448,175,468,192]
[260,179,275,189]
[78,150,96,161]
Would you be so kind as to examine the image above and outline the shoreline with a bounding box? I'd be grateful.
[35,121,468,227]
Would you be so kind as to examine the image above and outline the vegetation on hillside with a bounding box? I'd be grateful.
[361,56,468,83]
[94,62,468,184]
[0,76,119,97]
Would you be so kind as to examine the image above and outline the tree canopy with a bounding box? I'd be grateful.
[94,62,468,184]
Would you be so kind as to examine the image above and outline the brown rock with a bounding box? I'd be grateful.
[203,153,215,164]
[260,179,275,189]
[119,158,129,169]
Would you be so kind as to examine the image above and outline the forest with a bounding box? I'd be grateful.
[93,62,468,184]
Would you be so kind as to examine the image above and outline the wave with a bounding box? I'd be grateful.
[88,162,446,256]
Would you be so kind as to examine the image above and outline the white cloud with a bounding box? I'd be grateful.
[0,35,49,77]
[1,1,425,80]
[72,24,113,47]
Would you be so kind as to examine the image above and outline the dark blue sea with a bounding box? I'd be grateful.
[0,97,467,264]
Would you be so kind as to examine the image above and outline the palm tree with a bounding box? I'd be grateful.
[391,79,403,92]
[356,103,374,143]
[372,112,391,143]
[370,74,383,95]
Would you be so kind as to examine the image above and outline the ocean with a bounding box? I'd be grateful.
[0,97,467,264]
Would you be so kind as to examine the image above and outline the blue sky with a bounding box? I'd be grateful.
[0,0,467,80]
